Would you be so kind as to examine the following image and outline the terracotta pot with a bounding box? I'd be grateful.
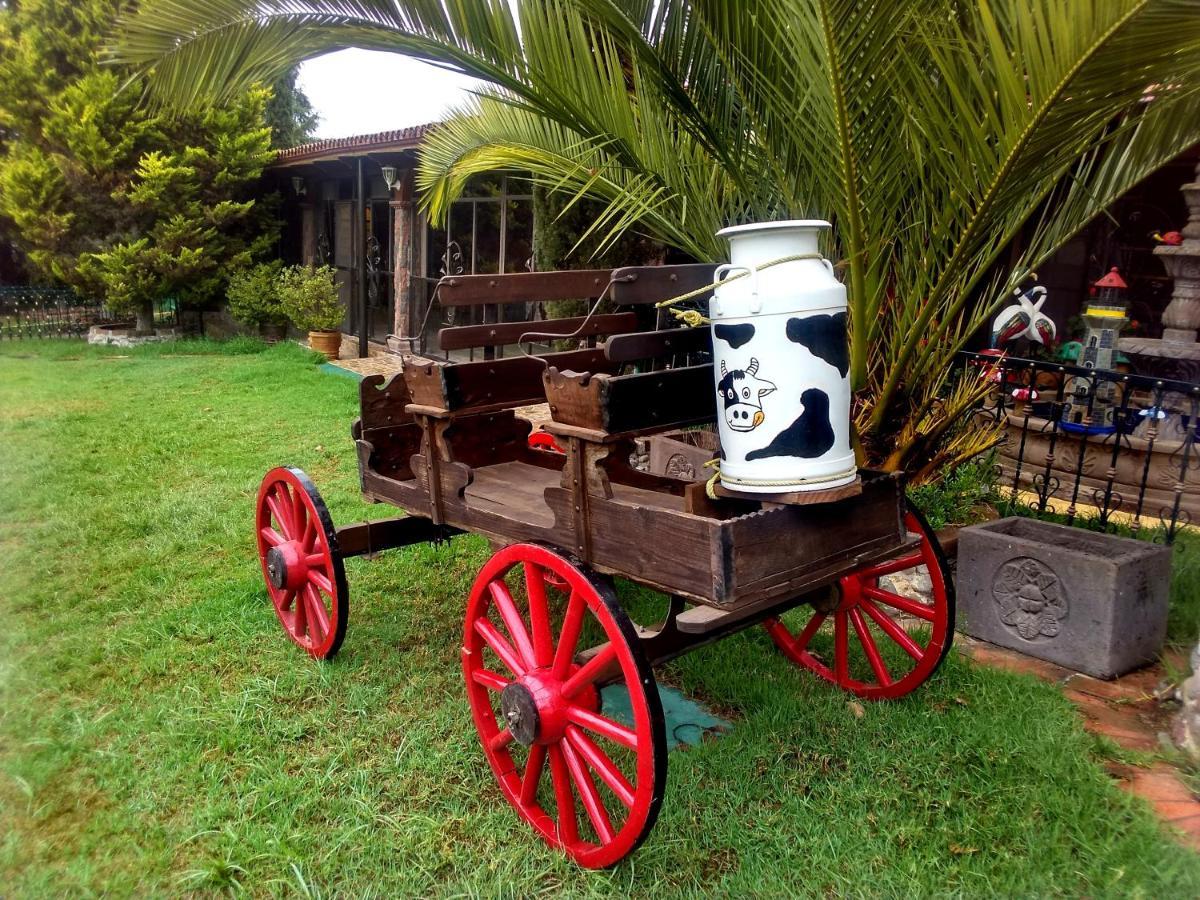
[308,330,342,361]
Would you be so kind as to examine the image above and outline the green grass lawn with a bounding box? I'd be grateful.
[2,339,1199,896]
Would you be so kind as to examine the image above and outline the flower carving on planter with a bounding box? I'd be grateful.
[992,557,1068,641]
[665,453,697,480]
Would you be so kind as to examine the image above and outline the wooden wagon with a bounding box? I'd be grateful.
[253,265,954,868]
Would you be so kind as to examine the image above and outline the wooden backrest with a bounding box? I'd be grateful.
[438,312,639,352]
[609,264,718,305]
[543,363,717,437]
[436,269,614,306]
[403,349,623,416]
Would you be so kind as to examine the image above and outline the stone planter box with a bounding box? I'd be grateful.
[957,517,1172,678]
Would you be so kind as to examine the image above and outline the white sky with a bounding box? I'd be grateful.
[298,49,481,140]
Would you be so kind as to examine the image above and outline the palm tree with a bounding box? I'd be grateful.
[114,0,1200,476]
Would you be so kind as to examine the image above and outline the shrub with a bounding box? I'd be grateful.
[277,264,343,333]
[226,261,286,327]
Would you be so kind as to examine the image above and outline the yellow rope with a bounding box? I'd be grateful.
[654,253,824,328]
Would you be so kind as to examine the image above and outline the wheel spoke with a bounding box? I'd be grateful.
[787,610,826,655]
[562,737,615,844]
[472,669,510,692]
[566,705,638,750]
[301,510,317,551]
[856,551,924,580]
[552,591,587,679]
[475,618,528,677]
[292,580,308,637]
[278,587,296,611]
[849,608,892,687]
[489,727,513,751]
[520,743,547,806]
[304,584,328,644]
[862,586,935,621]
[860,599,924,661]
[488,579,537,669]
[560,644,617,699]
[524,562,555,667]
[259,526,285,547]
[548,744,579,844]
[309,568,334,596]
[275,485,298,536]
[834,611,849,682]
[566,726,635,808]
[304,553,325,567]
[265,494,292,539]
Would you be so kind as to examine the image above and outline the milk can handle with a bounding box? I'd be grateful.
[713,263,761,314]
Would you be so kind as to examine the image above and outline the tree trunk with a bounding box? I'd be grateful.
[135,300,155,335]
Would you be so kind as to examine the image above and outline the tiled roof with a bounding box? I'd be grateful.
[274,123,436,163]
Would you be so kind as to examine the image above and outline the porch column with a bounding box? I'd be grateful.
[389,169,415,351]
[299,202,316,266]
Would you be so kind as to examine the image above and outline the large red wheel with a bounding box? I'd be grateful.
[462,543,667,868]
[255,467,348,660]
[764,502,953,700]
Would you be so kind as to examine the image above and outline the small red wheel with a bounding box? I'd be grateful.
[255,467,348,660]
[764,502,954,700]
[462,543,667,868]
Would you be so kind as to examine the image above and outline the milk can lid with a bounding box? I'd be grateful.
[717,219,832,238]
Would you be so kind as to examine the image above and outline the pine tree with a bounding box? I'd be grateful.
[266,67,318,150]
[0,1,308,329]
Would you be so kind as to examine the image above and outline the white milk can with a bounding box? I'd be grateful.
[710,220,855,493]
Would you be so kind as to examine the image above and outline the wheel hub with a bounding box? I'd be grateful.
[265,540,309,592]
[500,683,540,747]
[265,546,288,590]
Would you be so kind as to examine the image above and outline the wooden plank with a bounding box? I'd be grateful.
[543,364,716,435]
[722,473,903,607]
[609,264,718,305]
[439,312,639,351]
[603,326,711,362]
[437,269,613,306]
[358,373,414,430]
[404,349,620,413]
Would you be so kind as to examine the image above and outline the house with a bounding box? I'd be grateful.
[266,125,1199,363]
[265,124,534,358]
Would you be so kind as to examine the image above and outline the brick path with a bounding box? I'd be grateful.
[960,638,1200,850]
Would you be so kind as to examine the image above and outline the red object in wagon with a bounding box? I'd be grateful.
[528,431,565,454]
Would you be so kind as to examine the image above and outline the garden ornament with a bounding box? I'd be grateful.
[990,284,1056,348]
[709,220,854,493]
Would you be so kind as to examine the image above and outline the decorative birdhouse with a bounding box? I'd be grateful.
[1060,267,1129,435]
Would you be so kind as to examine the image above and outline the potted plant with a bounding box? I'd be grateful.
[226,261,288,342]
[277,264,344,360]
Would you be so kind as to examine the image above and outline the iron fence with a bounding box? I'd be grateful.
[0,287,177,339]
[963,350,1200,543]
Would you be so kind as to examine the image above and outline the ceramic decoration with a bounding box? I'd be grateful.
[991,284,1056,349]
[710,220,855,493]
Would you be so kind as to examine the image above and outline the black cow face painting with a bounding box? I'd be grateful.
[717,358,776,432]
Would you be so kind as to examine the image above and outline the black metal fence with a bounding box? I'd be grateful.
[0,287,177,339]
[963,351,1200,543]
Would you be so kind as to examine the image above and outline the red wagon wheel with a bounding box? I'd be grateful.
[255,467,348,660]
[764,503,953,700]
[462,543,667,869]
